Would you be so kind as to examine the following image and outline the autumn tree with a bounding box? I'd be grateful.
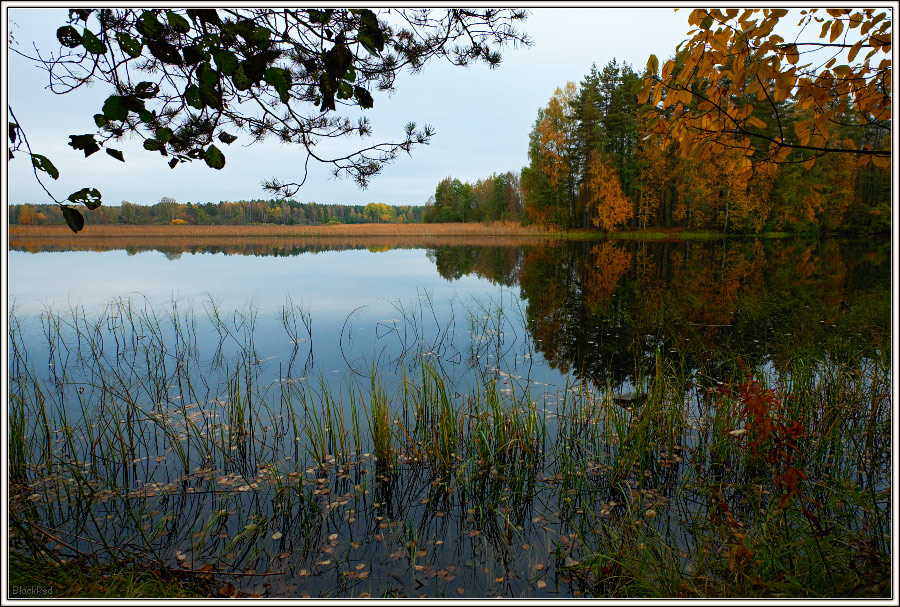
[8,8,530,231]
[586,153,633,231]
[640,8,891,181]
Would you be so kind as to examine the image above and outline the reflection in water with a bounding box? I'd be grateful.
[428,238,890,391]
[7,236,890,597]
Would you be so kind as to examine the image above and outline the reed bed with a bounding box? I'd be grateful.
[11,221,556,240]
[7,296,892,598]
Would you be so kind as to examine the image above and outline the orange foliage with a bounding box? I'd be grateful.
[587,154,633,231]
[583,242,632,308]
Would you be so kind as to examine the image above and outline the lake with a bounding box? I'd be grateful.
[7,236,892,597]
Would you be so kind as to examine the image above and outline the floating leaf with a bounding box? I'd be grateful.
[271,531,283,540]
[61,205,85,233]
[537,580,547,589]
[31,154,59,179]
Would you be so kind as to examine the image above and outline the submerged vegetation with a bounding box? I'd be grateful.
[8,273,890,597]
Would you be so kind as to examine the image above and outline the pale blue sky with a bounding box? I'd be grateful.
[6,7,695,208]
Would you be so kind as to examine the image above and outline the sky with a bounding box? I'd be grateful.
[6,6,698,208]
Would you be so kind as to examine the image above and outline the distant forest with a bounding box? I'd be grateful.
[424,58,890,234]
[10,199,425,226]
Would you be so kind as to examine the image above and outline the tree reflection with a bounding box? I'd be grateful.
[429,238,890,391]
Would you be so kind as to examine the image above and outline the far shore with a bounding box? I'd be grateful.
[9,222,782,242]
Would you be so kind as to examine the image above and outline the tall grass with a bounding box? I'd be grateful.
[7,295,890,598]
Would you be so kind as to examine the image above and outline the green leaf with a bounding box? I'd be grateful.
[68,134,101,158]
[31,154,59,180]
[102,96,129,121]
[82,29,106,54]
[186,9,221,28]
[68,188,102,209]
[199,82,222,109]
[218,132,238,144]
[357,9,385,56]
[138,109,154,123]
[337,81,353,100]
[243,50,280,84]
[647,54,659,75]
[198,61,218,85]
[204,144,225,169]
[136,11,163,38]
[134,81,160,98]
[61,206,85,233]
[232,65,251,91]
[155,127,173,144]
[116,32,143,58]
[323,41,352,78]
[148,39,183,65]
[700,15,714,29]
[185,84,203,109]
[181,45,206,65]
[93,114,109,128]
[248,26,271,47]
[308,9,333,25]
[354,86,373,109]
[106,148,125,162]
[264,67,290,103]
[166,11,191,34]
[143,139,161,151]
[214,50,239,76]
[57,26,82,48]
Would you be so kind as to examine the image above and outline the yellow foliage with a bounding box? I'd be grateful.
[587,154,632,232]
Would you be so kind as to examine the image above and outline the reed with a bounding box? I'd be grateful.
[7,295,890,598]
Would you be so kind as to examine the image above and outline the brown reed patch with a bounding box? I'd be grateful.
[9,222,559,253]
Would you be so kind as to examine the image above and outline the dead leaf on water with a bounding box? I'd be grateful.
[537,580,547,589]
[271,531,283,540]
[535,563,545,570]
[457,587,465,595]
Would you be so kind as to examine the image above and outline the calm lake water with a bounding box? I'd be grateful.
[10,237,891,392]
[7,237,891,597]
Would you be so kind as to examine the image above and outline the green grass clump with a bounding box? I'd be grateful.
[9,554,214,599]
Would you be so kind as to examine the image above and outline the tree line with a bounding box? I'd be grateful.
[422,172,524,223]
[428,9,891,234]
[10,198,425,226]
